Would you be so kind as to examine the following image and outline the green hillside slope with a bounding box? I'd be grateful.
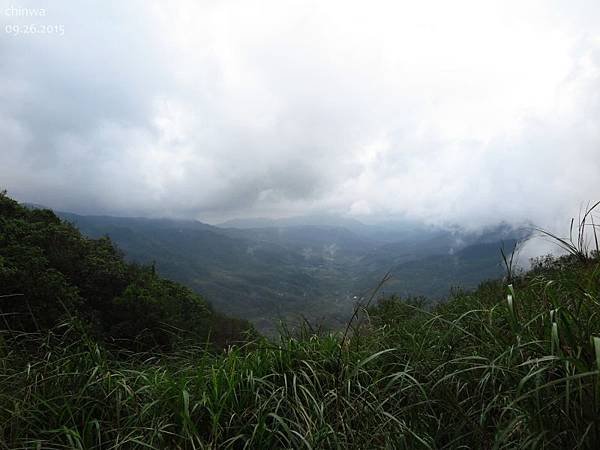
[0,192,252,350]
[1,201,599,447]
[56,210,526,333]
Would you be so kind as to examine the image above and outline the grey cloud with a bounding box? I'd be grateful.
[1,0,599,237]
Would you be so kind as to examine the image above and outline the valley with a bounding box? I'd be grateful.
[58,210,529,333]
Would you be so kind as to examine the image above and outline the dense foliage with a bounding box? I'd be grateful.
[2,191,600,448]
[0,191,252,350]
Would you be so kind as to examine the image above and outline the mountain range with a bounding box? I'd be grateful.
[52,208,529,333]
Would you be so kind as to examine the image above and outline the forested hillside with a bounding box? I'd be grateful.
[57,210,528,332]
[0,192,252,350]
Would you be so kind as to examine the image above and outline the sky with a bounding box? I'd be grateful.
[1,0,599,231]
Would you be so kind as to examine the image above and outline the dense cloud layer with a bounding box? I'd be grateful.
[1,0,599,230]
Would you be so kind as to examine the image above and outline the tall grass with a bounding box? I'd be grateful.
[536,200,600,262]
[2,254,600,449]
[3,215,600,448]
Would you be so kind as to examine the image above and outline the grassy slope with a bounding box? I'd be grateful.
[2,254,600,449]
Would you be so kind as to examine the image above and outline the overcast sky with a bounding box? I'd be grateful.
[1,0,599,229]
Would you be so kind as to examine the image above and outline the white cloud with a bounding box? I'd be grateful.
[1,0,599,231]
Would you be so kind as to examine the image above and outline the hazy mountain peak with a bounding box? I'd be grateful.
[217,214,367,230]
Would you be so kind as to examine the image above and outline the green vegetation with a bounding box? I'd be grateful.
[2,191,600,448]
[59,210,523,333]
[0,191,252,351]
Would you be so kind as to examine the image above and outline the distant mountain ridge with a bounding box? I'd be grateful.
[217,214,368,231]
[36,206,531,333]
